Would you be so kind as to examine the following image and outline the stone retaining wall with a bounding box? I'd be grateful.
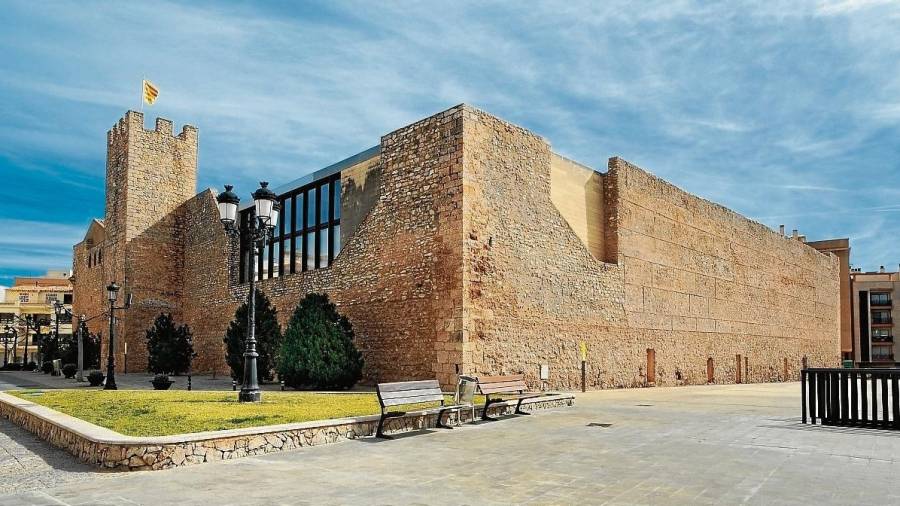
[0,392,573,471]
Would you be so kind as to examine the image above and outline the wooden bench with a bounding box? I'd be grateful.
[477,375,543,421]
[375,380,463,439]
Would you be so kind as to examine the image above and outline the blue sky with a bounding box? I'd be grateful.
[1,0,899,286]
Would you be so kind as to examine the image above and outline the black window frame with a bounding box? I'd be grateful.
[239,174,341,283]
[871,292,892,305]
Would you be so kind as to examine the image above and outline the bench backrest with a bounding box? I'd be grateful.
[376,380,445,408]
[477,374,529,395]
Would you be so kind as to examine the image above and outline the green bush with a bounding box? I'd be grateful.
[87,370,104,386]
[145,313,194,375]
[62,363,77,379]
[223,289,282,382]
[41,361,53,374]
[277,293,363,390]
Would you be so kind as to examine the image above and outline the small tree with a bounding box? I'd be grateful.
[83,331,101,369]
[278,293,363,390]
[224,289,282,381]
[145,313,194,375]
[59,329,100,369]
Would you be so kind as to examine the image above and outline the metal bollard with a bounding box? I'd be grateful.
[187,375,192,391]
[232,380,236,391]
[280,380,285,391]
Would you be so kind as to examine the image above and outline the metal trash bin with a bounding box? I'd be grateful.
[455,375,477,423]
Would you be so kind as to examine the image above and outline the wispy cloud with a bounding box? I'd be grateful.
[1,0,900,274]
[0,220,83,282]
[816,0,896,16]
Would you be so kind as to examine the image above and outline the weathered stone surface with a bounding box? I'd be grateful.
[70,105,839,389]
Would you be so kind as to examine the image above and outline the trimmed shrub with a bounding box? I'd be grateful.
[151,374,173,390]
[41,361,53,374]
[87,370,104,386]
[145,314,194,375]
[277,293,363,390]
[224,289,281,382]
[25,361,37,371]
[62,363,77,379]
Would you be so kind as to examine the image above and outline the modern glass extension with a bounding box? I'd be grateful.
[239,174,341,283]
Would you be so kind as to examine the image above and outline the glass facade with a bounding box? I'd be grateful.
[239,174,342,283]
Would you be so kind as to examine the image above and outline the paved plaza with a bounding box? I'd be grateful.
[2,381,900,505]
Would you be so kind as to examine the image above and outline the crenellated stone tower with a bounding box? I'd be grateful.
[73,111,198,373]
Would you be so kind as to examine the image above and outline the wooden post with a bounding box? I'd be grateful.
[581,360,586,393]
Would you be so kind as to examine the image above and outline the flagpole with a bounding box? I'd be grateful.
[140,77,144,113]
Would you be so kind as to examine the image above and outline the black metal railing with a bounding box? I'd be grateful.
[870,296,892,307]
[802,368,900,429]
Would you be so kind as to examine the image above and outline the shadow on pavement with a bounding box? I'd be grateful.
[0,419,103,475]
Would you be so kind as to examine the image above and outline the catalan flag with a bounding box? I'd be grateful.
[142,79,159,105]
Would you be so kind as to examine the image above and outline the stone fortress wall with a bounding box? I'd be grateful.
[73,105,841,389]
[460,107,840,388]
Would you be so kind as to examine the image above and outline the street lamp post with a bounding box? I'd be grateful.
[216,182,279,403]
[22,315,32,366]
[105,282,119,390]
[77,315,85,382]
[53,300,64,363]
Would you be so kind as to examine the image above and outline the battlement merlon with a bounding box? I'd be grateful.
[106,111,198,144]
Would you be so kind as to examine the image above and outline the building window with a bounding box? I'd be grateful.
[872,346,894,361]
[18,293,29,303]
[239,174,341,283]
[45,293,58,304]
[871,292,892,306]
[63,293,73,304]
[872,310,892,325]
[873,328,892,342]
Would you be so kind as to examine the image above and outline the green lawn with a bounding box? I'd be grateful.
[9,390,476,437]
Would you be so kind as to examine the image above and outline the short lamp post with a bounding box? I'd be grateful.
[53,300,64,363]
[104,282,132,390]
[216,182,279,403]
[22,315,32,365]
[76,315,86,382]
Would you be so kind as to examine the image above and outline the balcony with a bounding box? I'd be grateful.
[870,293,893,308]
[872,335,894,343]
[871,315,893,326]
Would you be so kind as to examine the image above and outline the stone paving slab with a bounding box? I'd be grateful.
[0,418,109,498]
[3,382,900,505]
